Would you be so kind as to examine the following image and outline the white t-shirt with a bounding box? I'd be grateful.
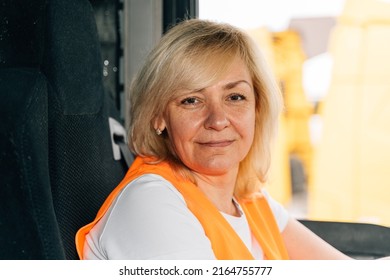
[84,174,289,260]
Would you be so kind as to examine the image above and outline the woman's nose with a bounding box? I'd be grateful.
[204,103,230,131]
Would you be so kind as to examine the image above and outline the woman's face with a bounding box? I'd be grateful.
[159,56,256,176]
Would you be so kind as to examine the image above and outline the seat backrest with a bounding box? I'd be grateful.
[0,0,129,259]
[0,68,66,259]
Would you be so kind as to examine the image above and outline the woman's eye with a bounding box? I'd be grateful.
[229,94,246,101]
[181,97,198,105]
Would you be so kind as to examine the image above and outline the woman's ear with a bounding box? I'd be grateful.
[153,116,166,135]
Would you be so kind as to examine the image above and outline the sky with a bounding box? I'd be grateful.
[199,0,346,31]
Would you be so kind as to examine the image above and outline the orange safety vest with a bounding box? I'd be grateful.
[76,156,289,260]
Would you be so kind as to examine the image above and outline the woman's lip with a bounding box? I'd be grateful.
[198,140,234,147]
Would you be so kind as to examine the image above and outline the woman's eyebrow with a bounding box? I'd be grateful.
[178,80,252,95]
[223,80,252,90]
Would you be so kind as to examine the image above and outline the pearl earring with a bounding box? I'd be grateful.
[156,128,162,135]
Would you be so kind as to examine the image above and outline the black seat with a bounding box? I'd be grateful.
[300,220,390,259]
[0,0,129,259]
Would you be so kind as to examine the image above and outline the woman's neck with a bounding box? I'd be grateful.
[192,169,240,217]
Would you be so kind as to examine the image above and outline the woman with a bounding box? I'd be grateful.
[75,19,351,260]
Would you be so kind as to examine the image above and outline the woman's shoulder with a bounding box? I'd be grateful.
[85,173,215,259]
[119,173,186,203]
[259,188,290,232]
[104,173,189,226]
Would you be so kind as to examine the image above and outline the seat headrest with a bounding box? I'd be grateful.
[42,0,103,115]
[0,0,46,68]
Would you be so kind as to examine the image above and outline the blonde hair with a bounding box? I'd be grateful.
[128,19,283,199]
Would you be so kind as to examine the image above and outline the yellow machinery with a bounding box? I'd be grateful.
[309,0,390,226]
[272,31,314,195]
[247,28,314,206]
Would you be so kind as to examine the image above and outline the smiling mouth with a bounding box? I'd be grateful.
[198,140,235,148]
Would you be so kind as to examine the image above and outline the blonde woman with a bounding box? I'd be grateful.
[76,19,351,260]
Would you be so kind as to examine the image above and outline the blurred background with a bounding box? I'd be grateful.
[199,0,390,227]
